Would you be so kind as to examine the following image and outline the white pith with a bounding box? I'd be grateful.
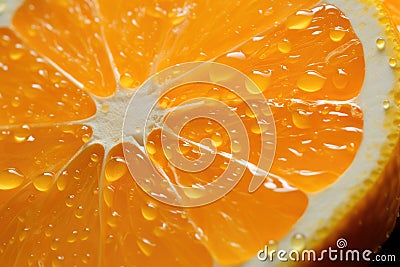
[0,0,398,267]
[86,90,134,151]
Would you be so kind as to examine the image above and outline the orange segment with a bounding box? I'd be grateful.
[12,0,116,97]
[214,4,365,101]
[97,0,318,86]
[0,28,96,125]
[0,144,103,266]
[101,144,213,266]
[269,100,363,192]
[0,124,92,203]
[149,4,365,194]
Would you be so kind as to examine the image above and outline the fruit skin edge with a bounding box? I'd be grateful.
[299,141,400,267]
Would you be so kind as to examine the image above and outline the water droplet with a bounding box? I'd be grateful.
[81,133,91,143]
[245,107,256,118]
[72,103,81,112]
[27,26,38,37]
[332,68,349,89]
[146,141,157,155]
[183,187,205,199]
[75,205,84,219]
[250,122,261,134]
[292,111,312,129]
[93,208,99,217]
[57,173,67,191]
[351,105,363,119]
[0,168,25,190]
[44,224,53,238]
[231,140,241,153]
[11,96,21,108]
[170,14,186,26]
[72,169,81,180]
[8,236,15,245]
[206,87,221,100]
[383,100,390,110]
[14,125,30,143]
[19,228,29,242]
[376,38,386,50]
[179,142,191,154]
[51,256,64,267]
[297,71,326,92]
[141,202,157,221]
[105,157,128,182]
[347,142,355,152]
[209,65,234,83]
[291,233,306,251]
[211,132,223,147]
[103,185,114,207]
[107,211,120,228]
[226,51,246,60]
[389,58,397,68]
[90,153,99,163]
[9,46,25,61]
[158,96,171,108]
[51,238,60,251]
[32,172,55,192]
[329,28,347,42]
[81,253,91,264]
[81,227,90,241]
[67,230,78,243]
[137,238,155,257]
[120,73,136,88]
[100,103,110,113]
[286,10,314,30]
[65,194,75,207]
[246,70,271,94]
[320,106,329,115]
[202,121,214,133]
[278,39,292,53]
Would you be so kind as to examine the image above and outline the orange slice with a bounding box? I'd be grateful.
[0,0,399,266]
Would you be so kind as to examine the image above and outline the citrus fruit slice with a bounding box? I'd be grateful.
[0,0,399,266]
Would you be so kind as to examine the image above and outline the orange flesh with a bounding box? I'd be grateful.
[0,1,365,266]
[0,144,103,266]
[385,0,400,27]
[13,0,117,97]
[102,144,213,267]
[0,28,96,125]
